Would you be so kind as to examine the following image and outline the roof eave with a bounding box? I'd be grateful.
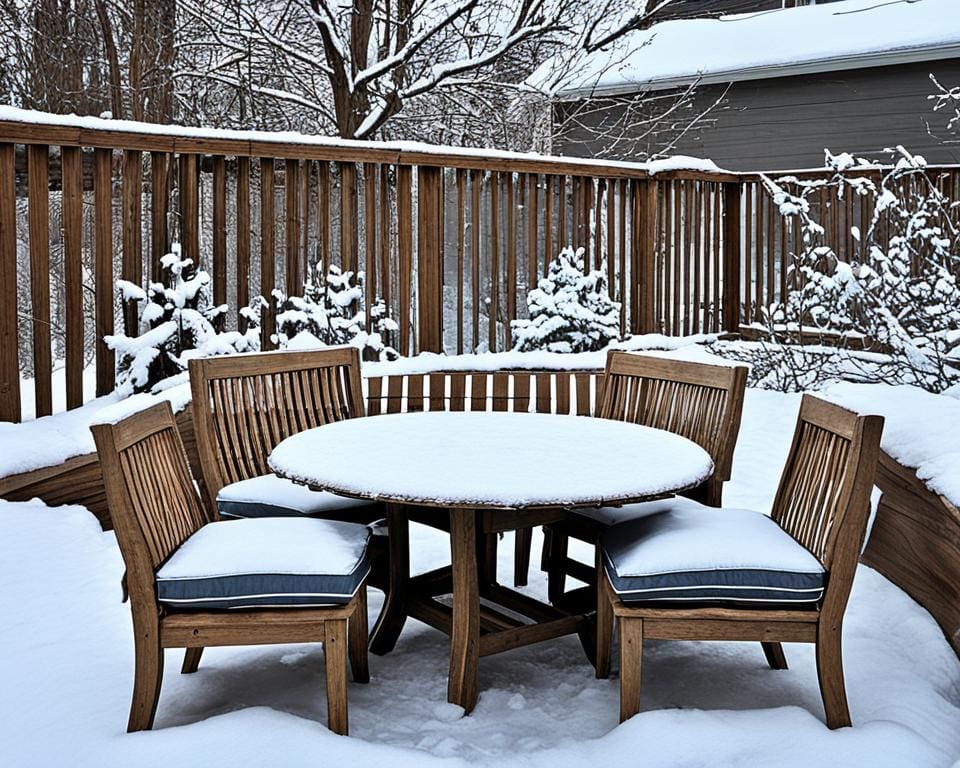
[555,42,960,100]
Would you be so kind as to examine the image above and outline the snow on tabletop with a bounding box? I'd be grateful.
[0,382,191,479]
[550,0,960,98]
[0,105,726,176]
[157,517,368,581]
[823,381,960,507]
[269,411,714,507]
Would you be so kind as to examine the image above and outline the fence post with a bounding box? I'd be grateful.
[416,165,444,354]
[0,143,19,422]
[722,181,742,333]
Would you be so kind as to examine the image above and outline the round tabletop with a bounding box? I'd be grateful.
[269,411,714,510]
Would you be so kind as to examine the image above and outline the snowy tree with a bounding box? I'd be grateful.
[105,246,259,394]
[272,263,399,361]
[733,147,960,392]
[511,247,621,353]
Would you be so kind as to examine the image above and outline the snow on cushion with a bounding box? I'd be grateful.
[217,474,375,519]
[601,504,825,605]
[156,517,370,610]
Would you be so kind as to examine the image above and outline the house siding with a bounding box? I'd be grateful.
[553,59,960,171]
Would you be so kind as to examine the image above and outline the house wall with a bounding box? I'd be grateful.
[553,59,960,171]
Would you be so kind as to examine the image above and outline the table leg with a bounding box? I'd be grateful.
[369,504,410,655]
[448,507,480,713]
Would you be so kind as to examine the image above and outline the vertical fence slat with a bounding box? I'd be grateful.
[236,156,250,331]
[285,158,301,297]
[150,151,169,281]
[28,144,51,417]
[397,164,413,356]
[379,164,391,326]
[416,165,443,353]
[0,143,20,422]
[260,158,276,349]
[544,176,554,275]
[122,150,143,336]
[489,171,500,353]
[723,182,742,333]
[527,173,538,291]
[506,174,516,349]
[179,153,198,269]
[471,169,481,352]
[457,168,466,355]
[364,163,377,332]
[94,148,114,397]
[340,162,358,274]
[318,161,331,269]
[62,146,83,410]
[212,155,227,307]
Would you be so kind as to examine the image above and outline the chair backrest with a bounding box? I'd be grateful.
[597,351,748,504]
[189,347,365,510]
[772,395,882,618]
[91,402,212,608]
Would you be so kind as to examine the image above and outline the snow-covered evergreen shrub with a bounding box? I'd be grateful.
[105,245,259,394]
[511,247,621,353]
[272,263,399,361]
[735,147,960,392]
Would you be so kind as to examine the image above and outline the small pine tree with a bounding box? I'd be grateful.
[273,262,399,360]
[511,247,621,353]
[105,245,258,394]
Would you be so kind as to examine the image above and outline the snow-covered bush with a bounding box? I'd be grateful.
[104,246,259,394]
[511,247,621,353]
[271,263,399,361]
[738,147,960,392]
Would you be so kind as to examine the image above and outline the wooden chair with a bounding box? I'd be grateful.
[598,395,883,728]
[189,347,381,524]
[541,351,749,607]
[92,402,371,735]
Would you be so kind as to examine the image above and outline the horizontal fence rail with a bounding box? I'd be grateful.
[1,112,959,423]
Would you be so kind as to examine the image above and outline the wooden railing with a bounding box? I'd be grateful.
[2,109,959,423]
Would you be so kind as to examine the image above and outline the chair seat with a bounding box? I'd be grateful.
[217,474,376,519]
[576,497,702,527]
[157,517,371,610]
[601,504,825,605]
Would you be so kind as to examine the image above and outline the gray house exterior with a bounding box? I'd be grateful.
[552,0,960,171]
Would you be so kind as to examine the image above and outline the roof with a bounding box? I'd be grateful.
[551,0,960,98]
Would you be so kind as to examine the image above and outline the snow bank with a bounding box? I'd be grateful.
[554,0,960,97]
[0,383,190,479]
[2,386,959,766]
[824,382,960,507]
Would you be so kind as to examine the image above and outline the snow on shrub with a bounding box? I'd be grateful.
[105,246,258,394]
[722,146,960,393]
[271,262,399,361]
[511,247,621,353]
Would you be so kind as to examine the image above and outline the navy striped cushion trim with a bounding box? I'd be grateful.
[603,553,824,605]
[157,558,369,610]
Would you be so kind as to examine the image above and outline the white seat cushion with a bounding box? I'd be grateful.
[156,517,371,610]
[217,474,375,519]
[601,503,825,605]
[576,497,703,526]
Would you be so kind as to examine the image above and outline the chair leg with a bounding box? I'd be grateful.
[540,526,554,572]
[762,642,788,670]
[348,587,370,684]
[369,505,409,655]
[324,618,349,735]
[128,624,164,732]
[816,623,851,729]
[181,647,203,674]
[513,527,533,587]
[618,617,643,723]
[546,530,569,606]
[595,566,614,679]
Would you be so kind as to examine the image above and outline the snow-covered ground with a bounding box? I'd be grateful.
[2,388,959,767]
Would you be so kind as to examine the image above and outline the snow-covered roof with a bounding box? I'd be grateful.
[553,0,960,98]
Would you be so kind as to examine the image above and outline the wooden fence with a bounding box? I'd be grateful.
[1,113,959,423]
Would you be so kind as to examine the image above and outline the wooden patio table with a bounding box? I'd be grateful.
[269,410,714,713]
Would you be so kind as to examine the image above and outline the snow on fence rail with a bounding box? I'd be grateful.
[2,106,960,423]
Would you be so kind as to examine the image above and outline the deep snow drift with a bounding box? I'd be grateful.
[1,389,959,768]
